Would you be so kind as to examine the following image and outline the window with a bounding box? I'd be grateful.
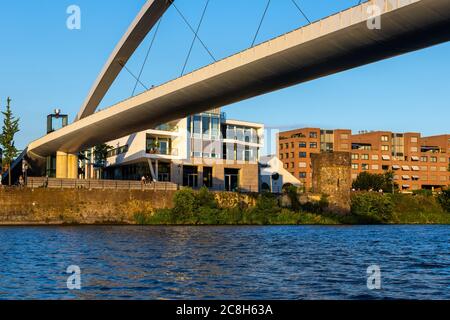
[352,164,359,170]
[299,142,307,148]
[439,157,446,163]
[361,154,369,160]
[382,165,389,171]
[299,172,307,178]
[381,135,389,142]
[299,162,307,168]
[279,153,283,160]
[211,117,220,139]
[192,115,201,136]
[291,142,294,148]
[244,146,252,162]
[430,157,437,163]
[299,152,307,158]
[321,143,334,152]
[340,134,349,140]
[371,164,379,170]
[290,162,294,168]
[411,137,418,143]
[410,147,418,152]
[202,116,210,137]
[352,143,372,150]
[279,144,283,150]
[310,142,317,149]
[362,164,369,170]
[372,155,379,161]
[381,145,389,151]
[351,154,359,160]
[285,153,289,159]
[340,144,349,150]
[309,132,318,139]
[421,156,427,162]
[290,152,294,158]
[107,145,129,158]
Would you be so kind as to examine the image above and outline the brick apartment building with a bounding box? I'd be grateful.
[278,128,450,192]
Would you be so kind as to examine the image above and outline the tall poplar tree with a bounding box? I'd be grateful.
[0,97,20,185]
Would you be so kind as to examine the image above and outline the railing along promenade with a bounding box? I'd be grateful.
[26,177,178,191]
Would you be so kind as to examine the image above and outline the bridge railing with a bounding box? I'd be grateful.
[26,177,178,191]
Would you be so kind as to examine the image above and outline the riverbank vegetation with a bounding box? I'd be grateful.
[134,186,450,226]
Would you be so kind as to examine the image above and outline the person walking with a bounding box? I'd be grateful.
[18,175,24,188]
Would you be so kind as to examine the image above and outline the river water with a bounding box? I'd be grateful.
[0,225,448,300]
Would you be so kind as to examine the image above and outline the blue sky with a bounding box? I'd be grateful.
[0,0,449,151]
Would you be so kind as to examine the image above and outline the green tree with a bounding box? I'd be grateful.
[353,171,396,193]
[93,144,112,178]
[351,192,394,224]
[438,189,450,213]
[0,97,20,185]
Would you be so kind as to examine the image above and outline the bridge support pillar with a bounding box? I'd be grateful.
[56,151,78,179]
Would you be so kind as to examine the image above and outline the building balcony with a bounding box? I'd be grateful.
[147,124,181,137]
[146,148,179,158]
[153,123,179,132]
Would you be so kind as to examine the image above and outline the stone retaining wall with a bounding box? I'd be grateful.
[0,188,175,225]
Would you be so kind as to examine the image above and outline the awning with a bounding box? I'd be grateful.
[411,156,420,161]
[392,165,400,170]
[411,166,420,171]
[402,175,410,180]
[382,155,390,160]
[402,166,411,171]
[402,184,410,188]
[412,175,420,180]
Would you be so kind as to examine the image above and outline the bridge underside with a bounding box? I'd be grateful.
[28,0,450,161]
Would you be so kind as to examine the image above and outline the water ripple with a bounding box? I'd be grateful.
[0,225,448,300]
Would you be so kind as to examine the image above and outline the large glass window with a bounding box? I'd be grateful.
[226,125,235,140]
[202,116,210,138]
[211,117,220,139]
[236,128,244,142]
[193,115,201,136]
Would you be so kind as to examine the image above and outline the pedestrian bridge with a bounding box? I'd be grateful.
[26,0,450,171]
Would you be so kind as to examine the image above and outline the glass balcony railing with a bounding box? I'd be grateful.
[153,123,179,132]
[146,148,178,156]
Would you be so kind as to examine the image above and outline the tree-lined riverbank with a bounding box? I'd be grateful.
[0,187,448,225]
[135,188,450,225]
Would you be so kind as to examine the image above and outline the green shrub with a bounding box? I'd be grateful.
[196,186,218,209]
[412,189,433,197]
[391,193,449,224]
[255,192,280,214]
[438,189,450,213]
[285,185,301,211]
[195,206,221,225]
[146,209,172,224]
[351,192,394,224]
[218,207,243,225]
[268,209,302,225]
[300,194,329,214]
[172,188,197,218]
[134,212,151,225]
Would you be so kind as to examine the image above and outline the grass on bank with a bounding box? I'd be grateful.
[134,187,450,226]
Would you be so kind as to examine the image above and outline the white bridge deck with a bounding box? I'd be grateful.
[28,0,450,158]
